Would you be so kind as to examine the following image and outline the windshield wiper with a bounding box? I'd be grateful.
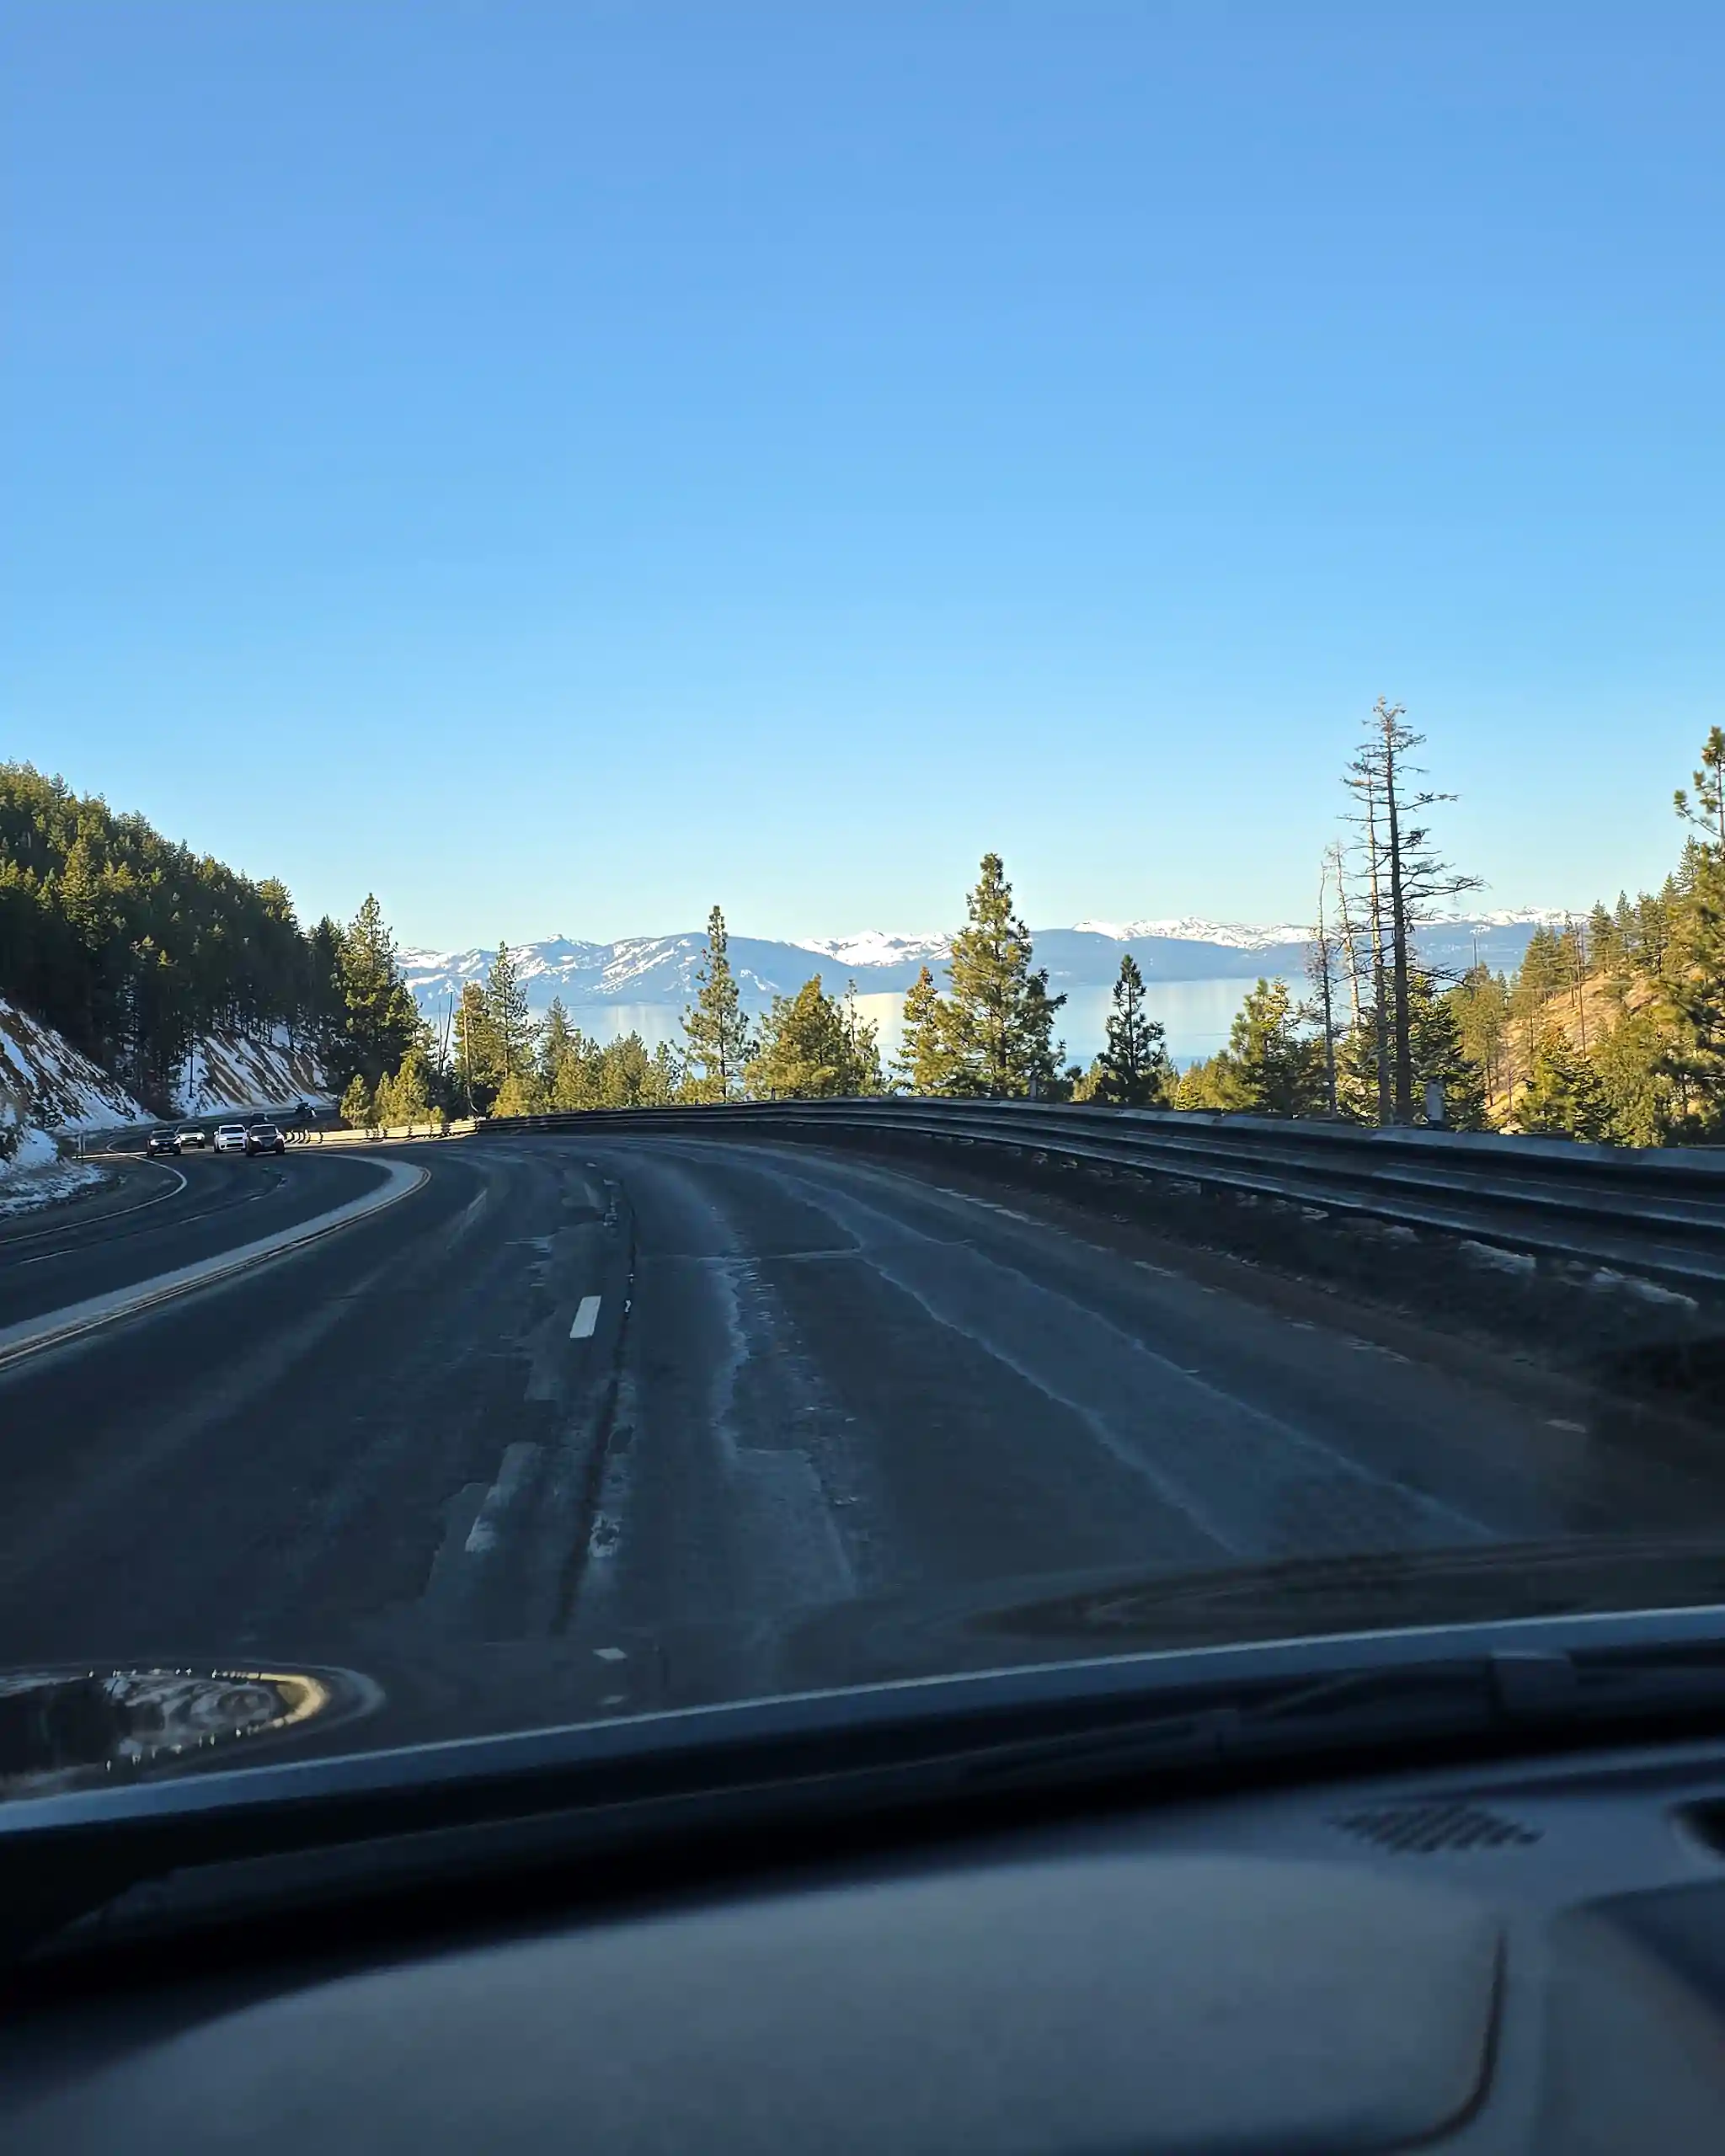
[938,1641,1725,1796]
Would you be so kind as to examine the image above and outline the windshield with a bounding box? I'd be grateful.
[3,3,1723,1797]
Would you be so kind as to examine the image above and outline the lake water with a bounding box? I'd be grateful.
[556,975,1306,1070]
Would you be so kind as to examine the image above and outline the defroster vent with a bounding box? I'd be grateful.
[1330,1801,1541,1854]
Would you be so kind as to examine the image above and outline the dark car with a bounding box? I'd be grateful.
[245,1123,286,1156]
[145,1128,181,1157]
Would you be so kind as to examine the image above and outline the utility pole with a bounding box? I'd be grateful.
[1311,857,1339,1118]
[1378,701,1416,1126]
[1361,768,1392,1125]
[1332,840,1365,1033]
[459,995,475,1116]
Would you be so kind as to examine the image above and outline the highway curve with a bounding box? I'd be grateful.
[0,1132,1721,1722]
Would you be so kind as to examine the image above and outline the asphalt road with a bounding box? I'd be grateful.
[0,1150,388,1332]
[0,1133,1721,1726]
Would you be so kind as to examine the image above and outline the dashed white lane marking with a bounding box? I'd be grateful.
[594,1646,627,1662]
[1548,1417,1588,1433]
[570,1294,601,1339]
[463,1441,540,1556]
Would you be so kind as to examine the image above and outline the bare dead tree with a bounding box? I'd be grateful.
[1344,699,1481,1123]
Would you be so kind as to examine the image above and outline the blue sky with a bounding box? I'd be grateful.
[4,3,1722,950]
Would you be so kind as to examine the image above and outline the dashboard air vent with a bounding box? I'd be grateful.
[1330,1801,1540,1854]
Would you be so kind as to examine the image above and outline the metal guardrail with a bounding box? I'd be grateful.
[481,1098,1725,1291]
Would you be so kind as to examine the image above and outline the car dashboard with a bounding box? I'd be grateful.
[7,1728,1725,2153]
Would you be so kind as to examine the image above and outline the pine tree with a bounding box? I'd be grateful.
[1512,926,1567,1020]
[648,1039,682,1103]
[681,905,752,1102]
[305,915,348,1071]
[337,895,421,1086]
[746,974,882,1098]
[586,1031,680,1107]
[1448,963,1510,1105]
[838,979,885,1095]
[537,996,579,1088]
[453,980,501,1110]
[549,1038,598,1110]
[1172,1054,1238,1111]
[1409,972,1489,1129]
[484,941,534,1081]
[1674,726,1725,850]
[894,964,965,1095]
[1215,979,1322,1117]
[943,853,1065,1097]
[1588,900,1620,974]
[1334,1004,1384,1123]
[388,1044,431,1128]
[339,1072,374,1131]
[1514,1027,1611,1140]
[537,997,601,1108]
[748,977,838,1098]
[1660,787,1725,1135]
[491,1067,544,1118]
[1591,1009,1671,1146]
[1090,954,1172,1106]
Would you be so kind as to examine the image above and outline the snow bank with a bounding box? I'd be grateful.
[0,1154,108,1218]
[5,1125,59,1171]
[0,1089,109,1216]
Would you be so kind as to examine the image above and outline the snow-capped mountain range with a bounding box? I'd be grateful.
[400,911,1569,1021]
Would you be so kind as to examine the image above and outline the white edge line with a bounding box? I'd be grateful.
[0,1161,188,1249]
[0,1160,430,1373]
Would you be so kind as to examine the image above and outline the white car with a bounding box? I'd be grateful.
[212,1123,248,1155]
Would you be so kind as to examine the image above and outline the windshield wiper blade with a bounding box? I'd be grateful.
[946,1642,1725,1796]
[935,1659,1506,1791]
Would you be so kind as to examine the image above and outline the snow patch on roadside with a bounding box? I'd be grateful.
[1460,1241,1538,1277]
[0,1151,109,1219]
[3,1125,58,1173]
[1587,1267,1697,1312]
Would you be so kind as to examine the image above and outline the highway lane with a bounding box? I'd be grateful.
[0,1133,1722,1727]
[0,1150,395,1332]
[556,1136,1725,1702]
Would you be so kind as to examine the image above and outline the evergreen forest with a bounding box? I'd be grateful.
[9,710,1725,1147]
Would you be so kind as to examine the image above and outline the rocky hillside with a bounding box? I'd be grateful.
[0,998,331,1169]
[0,997,152,1138]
